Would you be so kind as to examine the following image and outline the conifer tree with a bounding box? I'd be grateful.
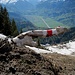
[2,7,11,36]
[0,5,4,33]
[11,19,19,36]
[0,5,19,36]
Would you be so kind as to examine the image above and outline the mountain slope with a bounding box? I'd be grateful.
[1,0,75,29]
[0,0,42,4]
[0,37,75,75]
[0,39,60,75]
[2,0,34,13]
[24,15,67,28]
[36,0,75,27]
[9,12,36,31]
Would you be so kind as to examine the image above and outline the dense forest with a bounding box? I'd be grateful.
[0,5,19,37]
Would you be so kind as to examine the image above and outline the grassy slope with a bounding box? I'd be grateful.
[24,15,68,28]
[54,13,75,27]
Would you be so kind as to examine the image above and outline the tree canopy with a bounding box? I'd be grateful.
[0,5,19,36]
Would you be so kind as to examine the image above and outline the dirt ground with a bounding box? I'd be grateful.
[41,53,75,75]
[0,39,75,75]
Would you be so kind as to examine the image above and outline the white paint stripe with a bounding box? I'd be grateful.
[42,30,47,36]
[52,29,58,35]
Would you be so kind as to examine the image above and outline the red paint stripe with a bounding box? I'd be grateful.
[47,30,52,37]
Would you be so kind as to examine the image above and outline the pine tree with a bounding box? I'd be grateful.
[11,19,19,36]
[2,7,12,36]
[0,5,19,36]
[0,5,4,33]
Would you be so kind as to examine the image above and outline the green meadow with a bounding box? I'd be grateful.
[24,15,68,28]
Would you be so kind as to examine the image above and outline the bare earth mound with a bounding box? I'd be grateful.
[41,53,75,75]
[0,39,75,75]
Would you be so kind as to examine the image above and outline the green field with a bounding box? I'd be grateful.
[24,15,68,28]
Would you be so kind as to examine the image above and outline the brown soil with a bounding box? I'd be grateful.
[41,53,75,75]
[0,39,75,75]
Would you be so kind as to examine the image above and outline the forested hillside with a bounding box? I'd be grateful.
[36,0,75,27]
[1,0,74,28]
[0,5,19,36]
